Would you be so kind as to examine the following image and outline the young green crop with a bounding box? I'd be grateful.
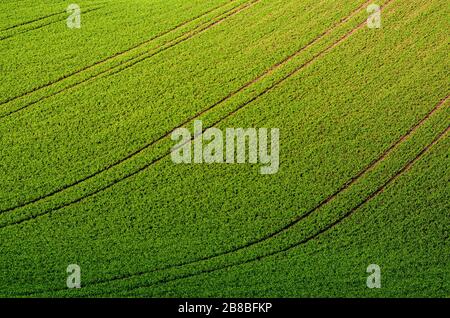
[0,0,448,297]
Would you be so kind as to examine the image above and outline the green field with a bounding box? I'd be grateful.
[0,0,448,297]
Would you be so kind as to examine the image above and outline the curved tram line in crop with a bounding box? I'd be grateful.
[0,0,255,115]
[0,9,68,32]
[0,1,111,32]
[24,114,449,297]
[0,0,375,216]
[118,125,449,296]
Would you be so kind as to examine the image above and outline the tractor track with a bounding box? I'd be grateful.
[0,1,110,31]
[0,10,64,32]
[0,7,103,41]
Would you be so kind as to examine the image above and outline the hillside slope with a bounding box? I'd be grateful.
[0,0,448,297]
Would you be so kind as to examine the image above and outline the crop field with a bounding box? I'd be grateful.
[0,0,448,298]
